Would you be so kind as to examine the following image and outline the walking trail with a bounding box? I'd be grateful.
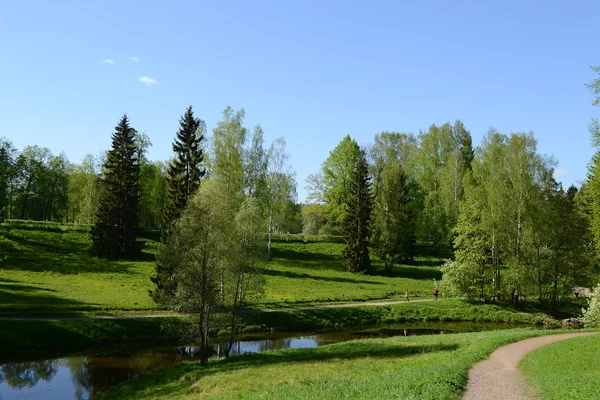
[463,331,599,400]
[0,298,433,321]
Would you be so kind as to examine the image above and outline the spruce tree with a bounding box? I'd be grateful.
[342,149,373,274]
[91,114,140,259]
[151,106,205,301]
[162,106,206,230]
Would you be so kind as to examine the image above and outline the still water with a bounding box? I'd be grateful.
[0,322,528,400]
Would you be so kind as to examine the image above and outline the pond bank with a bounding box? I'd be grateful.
[0,300,560,357]
[0,322,561,400]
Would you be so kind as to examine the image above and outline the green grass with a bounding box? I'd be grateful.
[101,328,571,400]
[261,237,443,307]
[520,333,600,400]
[0,223,445,316]
[0,222,159,315]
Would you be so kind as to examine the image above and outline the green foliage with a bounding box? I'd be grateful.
[67,153,101,225]
[440,261,482,301]
[162,106,206,230]
[581,283,600,328]
[301,203,326,235]
[310,135,360,227]
[371,140,415,268]
[342,149,373,274]
[91,115,141,259]
[520,334,600,400]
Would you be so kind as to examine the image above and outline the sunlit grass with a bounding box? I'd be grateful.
[520,334,600,400]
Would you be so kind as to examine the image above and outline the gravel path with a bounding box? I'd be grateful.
[0,298,434,321]
[463,332,599,400]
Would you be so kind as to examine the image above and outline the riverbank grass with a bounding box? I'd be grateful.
[102,328,570,400]
[520,333,600,400]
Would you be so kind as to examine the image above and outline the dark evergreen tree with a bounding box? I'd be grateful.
[151,106,205,301]
[90,115,141,259]
[342,149,373,274]
[162,106,206,230]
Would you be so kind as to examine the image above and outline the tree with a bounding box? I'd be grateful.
[244,124,268,200]
[266,137,294,255]
[154,182,265,363]
[342,149,373,274]
[67,154,101,225]
[0,139,16,221]
[307,135,360,231]
[162,106,206,231]
[155,181,229,364]
[90,114,141,259]
[222,196,265,357]
[585,66,600,256]
[210,106,247,211]
[370,132,416,268]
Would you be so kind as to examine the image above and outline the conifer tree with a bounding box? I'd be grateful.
[151,106,205,301]
[342,149,373,274]
[162,106,206,230]
[91,114,140,259]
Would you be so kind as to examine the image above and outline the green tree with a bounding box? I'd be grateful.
[91,114,141,259]
[67,154,101,225]
[582,283,600,328]
[342,148,373,274]
[307,135,360,231]
[370,132,416,268]
[266,137,295,255]
[0,139,17,221]
[163,106,206,231]
[210,107,247,211]
[585,66,600,256]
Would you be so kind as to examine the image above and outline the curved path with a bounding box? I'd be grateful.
[0,298,434,321]
[463,332,599,400]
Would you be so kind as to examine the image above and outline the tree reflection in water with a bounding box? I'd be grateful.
[0,360,57,388]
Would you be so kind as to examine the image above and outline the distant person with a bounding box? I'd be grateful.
[575,288,580,298]
[433,288,438,301]
[404,290,409,302]
[403,329,408,336]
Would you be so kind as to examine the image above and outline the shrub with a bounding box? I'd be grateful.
[581,283,600,328]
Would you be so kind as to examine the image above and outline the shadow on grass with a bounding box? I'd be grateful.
[105,339,459,399]
[259,268,383,285]
[0,228,155,274]
[0,282,93,310]
[378,265,443,280]
[272,248,340,264]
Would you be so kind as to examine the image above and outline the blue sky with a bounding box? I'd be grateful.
[1,0,599,201]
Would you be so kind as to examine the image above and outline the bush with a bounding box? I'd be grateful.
[440,260,480,301]
[581,283,600,328]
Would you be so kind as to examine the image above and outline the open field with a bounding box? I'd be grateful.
[0,222,444,316]
[520,334,600,400]
[101,328,574,400]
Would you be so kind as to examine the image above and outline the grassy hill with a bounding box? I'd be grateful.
[0,222,443,316]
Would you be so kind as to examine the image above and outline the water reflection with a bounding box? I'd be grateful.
[0,322,528,399]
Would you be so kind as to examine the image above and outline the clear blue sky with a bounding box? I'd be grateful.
[1,0,599,201]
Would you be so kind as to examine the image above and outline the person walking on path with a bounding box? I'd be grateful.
[404,290,409,302]
[433,288,438,300]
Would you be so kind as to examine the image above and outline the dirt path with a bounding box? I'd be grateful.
[463,332,599,400]
[0,298,434,321]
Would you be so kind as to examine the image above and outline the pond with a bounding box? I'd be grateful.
[0,321,542,399]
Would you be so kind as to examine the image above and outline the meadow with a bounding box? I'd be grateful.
[0,222,443,316]
[520,334,600,400]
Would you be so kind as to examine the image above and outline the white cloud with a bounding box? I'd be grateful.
[138,76,158,86]
[130,56,140,62]
[554,169,568,176]
[103,59,114,64]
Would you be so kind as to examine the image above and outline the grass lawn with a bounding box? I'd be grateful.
[0,223,444,316]
[101,328,569,400]
[520,333,600,400]
[0,223,159,315]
